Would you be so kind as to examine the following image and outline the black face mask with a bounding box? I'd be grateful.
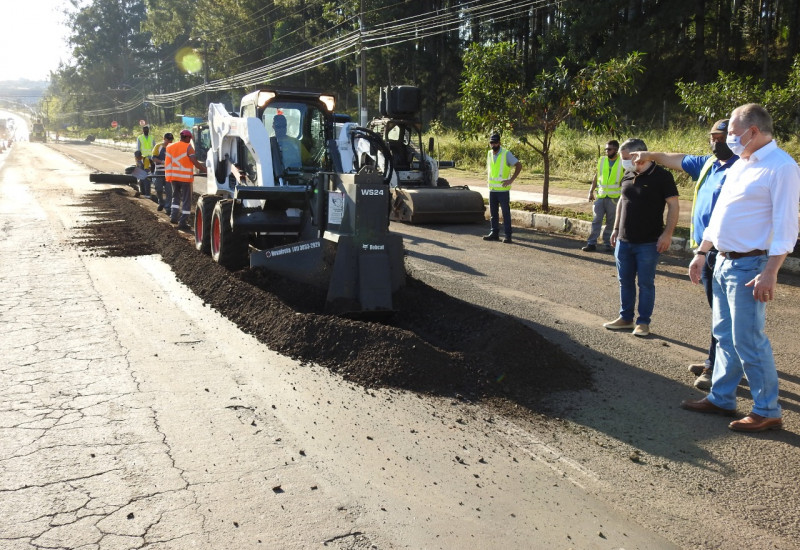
[711,140,734,161]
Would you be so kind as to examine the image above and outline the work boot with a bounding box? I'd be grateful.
[581,244,596,252]
[177,223,192,232]
[483,233,499,241]
[502,237,512,244]
[694,368,713,391]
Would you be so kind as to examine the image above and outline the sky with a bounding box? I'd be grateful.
[1,1,72,81]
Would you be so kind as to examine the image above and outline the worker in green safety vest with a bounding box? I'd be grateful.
[583,140,624,252]
[482,132,522,244]
[136,125,156,167]
[630,119,738,391]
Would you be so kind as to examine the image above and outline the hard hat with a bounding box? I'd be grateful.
[179,129,192,138]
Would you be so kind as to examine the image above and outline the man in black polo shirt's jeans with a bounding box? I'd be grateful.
[602,138,680,337]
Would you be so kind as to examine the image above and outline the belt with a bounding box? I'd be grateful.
[719,249,766,259]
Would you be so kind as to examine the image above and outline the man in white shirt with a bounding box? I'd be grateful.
[681,103,800,432]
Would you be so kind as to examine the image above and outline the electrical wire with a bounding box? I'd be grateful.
[72,0,561,115]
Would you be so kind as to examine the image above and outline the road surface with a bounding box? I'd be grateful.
[3,141,800,549]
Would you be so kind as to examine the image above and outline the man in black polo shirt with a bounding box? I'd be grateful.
[603,138,680,337]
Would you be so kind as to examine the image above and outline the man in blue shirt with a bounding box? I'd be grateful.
[632,119,738,390]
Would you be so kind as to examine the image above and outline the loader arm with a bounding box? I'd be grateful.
[204,103,277,196]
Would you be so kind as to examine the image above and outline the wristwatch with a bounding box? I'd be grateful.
[694,249,707,256]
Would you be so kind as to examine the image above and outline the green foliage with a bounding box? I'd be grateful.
[676,71,763,122]
[677,56,800,139]
[459,43,644,209]
[457,42,523,138]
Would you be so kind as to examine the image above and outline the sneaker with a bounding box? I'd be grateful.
[688,363,706,376]
[483,233,499,241]
[581,244,597,252]
[632,324,650,337]
[694,368,713,391]
[603,317,635,330]
[502,237,513,244]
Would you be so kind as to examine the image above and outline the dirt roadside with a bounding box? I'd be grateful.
[39,141,800,549]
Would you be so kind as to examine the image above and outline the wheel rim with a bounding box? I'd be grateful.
[211,215,221,256]
[194,208,203,247]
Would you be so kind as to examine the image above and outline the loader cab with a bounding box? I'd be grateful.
[192,122,211,164]
[239,89,335,186]
[368,117,433,187]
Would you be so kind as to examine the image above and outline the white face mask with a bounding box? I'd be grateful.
[621,158,635,172]
[726,129,751,156]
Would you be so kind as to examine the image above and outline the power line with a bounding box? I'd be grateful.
[74,0,560,115]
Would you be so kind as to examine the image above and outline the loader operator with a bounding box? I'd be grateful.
[166,129,206,232]
[272,114,310,170]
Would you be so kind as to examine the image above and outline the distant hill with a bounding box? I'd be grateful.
[0,79,47,107]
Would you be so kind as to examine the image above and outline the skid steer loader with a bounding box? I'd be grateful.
[195,88,405,314]
[364,86,485,224]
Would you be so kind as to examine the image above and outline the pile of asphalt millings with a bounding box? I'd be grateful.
[72,188,591,407]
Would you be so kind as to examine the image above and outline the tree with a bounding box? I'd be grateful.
[676,55,800,140]
[459,43,643,210]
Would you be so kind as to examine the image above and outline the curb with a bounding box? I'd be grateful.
[504,208,800,275]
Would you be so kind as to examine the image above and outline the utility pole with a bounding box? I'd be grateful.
[359,0,367,126]
[203,39,209,110]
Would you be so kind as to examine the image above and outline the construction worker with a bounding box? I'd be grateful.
[151,132,174,215]
[136,125,155,167]
[483,132,522,244]
[165,129,206,232]
[582,139,623,252]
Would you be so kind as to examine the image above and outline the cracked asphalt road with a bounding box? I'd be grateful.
[5,140,800,549]
[0,144,679,548]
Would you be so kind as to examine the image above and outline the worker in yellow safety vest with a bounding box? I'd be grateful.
[165,129,206,232]
[136,125,156,166]
[483,132,522,244]
[582,140,624,252]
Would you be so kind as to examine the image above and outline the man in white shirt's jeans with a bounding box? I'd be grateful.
[682,103,800,432]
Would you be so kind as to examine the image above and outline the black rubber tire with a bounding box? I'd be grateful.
[194,195,221,254]
[89,173,137,185]
[210,200,249,270]
[436,177,450,188]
